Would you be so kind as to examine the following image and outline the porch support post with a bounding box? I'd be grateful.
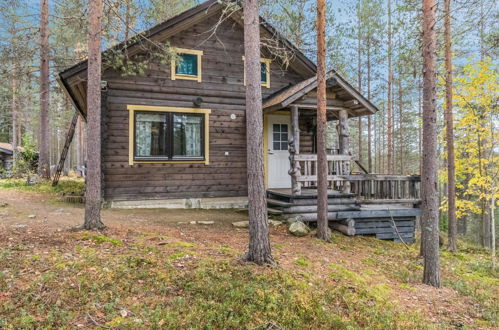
[289,105,301,195]
[337,109,351,192]
[291,105,300,154]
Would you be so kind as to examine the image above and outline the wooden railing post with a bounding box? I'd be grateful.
[288,136,301,195]
[288,105,301,195]
[337,109,351,192]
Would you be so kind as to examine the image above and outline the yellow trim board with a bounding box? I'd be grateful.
[171,48,203,83]
[127,105,211,166]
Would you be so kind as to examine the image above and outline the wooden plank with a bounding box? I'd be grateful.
[355,226,414,235]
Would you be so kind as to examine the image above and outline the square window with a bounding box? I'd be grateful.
[242,56,271,88]
[261,62,268,83]
[171,48,203,82]
[273,141,281,150]
[176,53,198,76]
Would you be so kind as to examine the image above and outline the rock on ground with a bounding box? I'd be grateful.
[269,220,283,227]
[289,221,310,237]
[198,221,214,225]
[232,221,249,228]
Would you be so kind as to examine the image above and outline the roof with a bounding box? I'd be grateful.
[58,0,317,119]
[263,70,378,117]
[0,143,24,155]
[58,0,378,119]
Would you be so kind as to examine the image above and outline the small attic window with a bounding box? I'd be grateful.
[171,48,203,82]
[242,56,271,88]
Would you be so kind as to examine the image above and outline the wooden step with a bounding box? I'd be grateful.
[266,198,292,208]
[267,207,283,215]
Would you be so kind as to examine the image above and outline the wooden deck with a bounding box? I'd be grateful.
[267,187,420,243]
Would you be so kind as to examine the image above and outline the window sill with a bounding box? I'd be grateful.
[132,158,208,165]
[172,73,201,82]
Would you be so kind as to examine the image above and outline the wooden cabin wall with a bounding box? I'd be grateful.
[101,14,304,201]
[299,118,314,154]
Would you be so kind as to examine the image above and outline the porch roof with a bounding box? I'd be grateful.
[262,70,378,118]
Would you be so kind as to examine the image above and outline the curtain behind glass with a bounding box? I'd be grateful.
[173,114,202,157]
[135,113,167,157]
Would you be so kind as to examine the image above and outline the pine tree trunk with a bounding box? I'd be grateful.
[84,0,105,230]
[357,4,362,165]
[367,38,372,173]
[398,77,404,174]
[444,0,457,252]
[242,0,273,264]
[491,193,496,268]
[387,0,393,174]
[316,0,331,242]
[421,0,441,288]
[11,69,18,170]
[38,0,51,179]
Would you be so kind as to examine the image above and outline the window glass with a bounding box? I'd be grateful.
[173,114,203,158]
[261,62,268,83]
[176,53,198,76]
[135,113,168,157]
[272,123,289,150]
[134,111,205,160]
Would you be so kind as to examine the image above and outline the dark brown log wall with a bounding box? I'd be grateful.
[102,14,304,201]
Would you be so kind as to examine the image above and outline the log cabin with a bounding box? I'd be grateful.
[0,143,15,174]
[57,0,421,242]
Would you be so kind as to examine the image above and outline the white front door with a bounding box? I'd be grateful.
[267,114,291,189]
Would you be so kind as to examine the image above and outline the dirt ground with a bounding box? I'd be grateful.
[0,189,493,328]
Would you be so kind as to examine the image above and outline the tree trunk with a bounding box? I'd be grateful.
[315,0,331,242]
[444,0,457,252]
[421,0,440,288]
[357,2,362,165]
[491,193,496,268]
[10,61,18,171]
[84,0,105,230]
[418,77,422,176]
[242,0,273,264]
[387,0,393,174]
[367,38,372,173]
[38,0,51,179]
[398,75,404,174]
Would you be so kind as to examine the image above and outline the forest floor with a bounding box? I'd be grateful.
[0,179,497,329]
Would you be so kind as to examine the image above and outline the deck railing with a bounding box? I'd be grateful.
[288,151,421,200]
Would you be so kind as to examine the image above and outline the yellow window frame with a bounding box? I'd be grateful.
[242,56,271,88]
[127,105,211,165]
[171,48,203,82]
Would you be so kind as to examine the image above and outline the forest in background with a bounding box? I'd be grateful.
[0,0,497,247]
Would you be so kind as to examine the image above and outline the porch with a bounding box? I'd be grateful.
[262,70,421,242]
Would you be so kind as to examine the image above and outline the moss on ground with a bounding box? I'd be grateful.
[0,178,84,196]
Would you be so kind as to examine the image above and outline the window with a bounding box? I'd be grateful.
[242,56,271,88]
[272,124,288,150]
[127,105,211,165]
[171,48,203,82]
